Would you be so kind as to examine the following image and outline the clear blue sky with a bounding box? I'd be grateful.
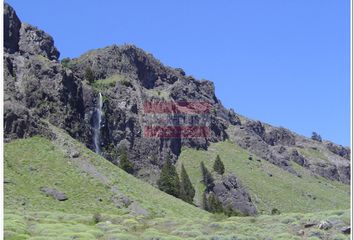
[7,0,350,146]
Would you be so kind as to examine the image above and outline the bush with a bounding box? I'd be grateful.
[85,67,95,85]
[92,213,103,224]
[311,132,322,142]
[271,208,281,215]
[61,58,71,68]
[121,80,133,87]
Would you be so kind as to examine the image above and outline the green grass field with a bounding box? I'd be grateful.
[177,141,350,214]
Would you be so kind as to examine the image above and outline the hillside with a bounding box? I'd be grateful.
[5,125,208,219]
[177,141,349,214]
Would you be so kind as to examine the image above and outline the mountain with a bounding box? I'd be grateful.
[3,3,351,239]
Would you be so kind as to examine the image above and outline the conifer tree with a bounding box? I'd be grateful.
[119,146,134,174]
[213,155,225,175]
[200,161,215,191]
[208,192,223,213]
[202,191,209,211]
[157,156,180,198]
[180,164,195,204]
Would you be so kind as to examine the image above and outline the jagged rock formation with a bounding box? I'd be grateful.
[4,101,51,141]
[4,2,20,53]
[3,2,350,214]
[228,117,350,183]
[212,174,257,216]
[4,3,87,142]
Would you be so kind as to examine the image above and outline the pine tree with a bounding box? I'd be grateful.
[208,192,223,213]
[180,164,195,204]
[157,156,180,198]
[119,146,134,174]
[213,155,225,175]
[200,161,214,191]
[202,191,208,211]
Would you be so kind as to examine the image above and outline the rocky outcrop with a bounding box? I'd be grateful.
[19,23,59,60]
[229,121,296,173]
[3,3,87,145]
[4,3,21,53]
[325,142,350,160]
[212,174,257,216]
[4,52,86,140]
[228,119,350,184]
[4,3,59,60]
[4,101,51,142]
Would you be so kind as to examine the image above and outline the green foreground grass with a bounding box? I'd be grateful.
[4,209,350,240]
[177,141,350,214]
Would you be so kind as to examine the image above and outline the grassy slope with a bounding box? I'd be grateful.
[4,136,208,219]
[4,136,351,239]
[177,141,350,214]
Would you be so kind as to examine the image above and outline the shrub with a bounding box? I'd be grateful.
[85,67,95,85]
[92,213,103,224]
[61,58,71,68]
[271,208,281,215]
[121,80,133,87]
[311,132,322,142]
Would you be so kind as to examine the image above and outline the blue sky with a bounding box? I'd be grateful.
[7,0,350,146]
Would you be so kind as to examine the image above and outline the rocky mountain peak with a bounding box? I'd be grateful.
[4,3,59,60]
[4,3,21,53]
[18,23,60,60]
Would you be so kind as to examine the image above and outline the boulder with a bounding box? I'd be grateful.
[40,187,68,201]
[318,220,332,230]
[341,226,350,235]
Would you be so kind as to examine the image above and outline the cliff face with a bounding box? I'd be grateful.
[3,1,350,191]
